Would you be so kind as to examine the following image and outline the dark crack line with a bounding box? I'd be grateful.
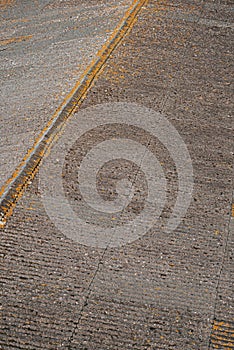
[66,0,209,347]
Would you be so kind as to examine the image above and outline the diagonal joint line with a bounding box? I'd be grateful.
[0,0,148,229]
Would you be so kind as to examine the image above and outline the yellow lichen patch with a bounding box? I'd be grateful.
[0,35,32,46]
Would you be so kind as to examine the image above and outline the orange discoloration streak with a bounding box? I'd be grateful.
[105,59,129,84]
[0,0,148,228]
[211,320,234,349]
[0,35,32,46]
[213,321,232,330]
[0,0,15,9]
[232,203,234,217]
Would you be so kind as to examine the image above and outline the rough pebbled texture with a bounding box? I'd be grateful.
[0,0,233,349]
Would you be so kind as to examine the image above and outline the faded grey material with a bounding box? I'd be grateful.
[39,102,193,248]
[0,0,233,349]
[0,0,131,190]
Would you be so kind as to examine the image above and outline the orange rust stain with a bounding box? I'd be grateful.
[232,204,234,217]
[213,320,233,331]
[211,320,234,348]
[0,35,32,46]
[0,0,148,227]
[105,58,129,84]
[212,333,234,341]
[0,0,15,9]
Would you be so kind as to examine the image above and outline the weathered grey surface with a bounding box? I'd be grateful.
[0,0,233,349]
[0,0,131,190]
